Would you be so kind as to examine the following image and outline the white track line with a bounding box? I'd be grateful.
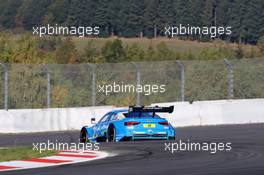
[0,150,109,172]
[0,161,55,168]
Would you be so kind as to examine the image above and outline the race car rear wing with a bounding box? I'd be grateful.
[128,106,174,114]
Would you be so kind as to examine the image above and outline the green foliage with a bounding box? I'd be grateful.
[0,33,56,64]
[0,33,14,63]
[54,37,77,64]
[101,39,126,62]
[1,1,264,43]
[37,36,61,52]
[258,36,264,54]
[198,48,216,60]
[0,33,259,64]
[145,43,155,61]
[93,0,113,36]
[143,0,158,38]
[0,147,57,162]
[155,42,175,60]
[184,60,228,101]
[235,44,244,59]
[15,0,52,30]
[127,0,144,37]
[13,34,43,63]
[0,0,22,28]
[157,0,174,27]
[2,59,264,109]
[9,65,47,109]
[79,40,103,63]
[126,43,145,61]
[198,43,235,60]
[183,49,195,60]
[66,0,95,27]
[45,0,70,24]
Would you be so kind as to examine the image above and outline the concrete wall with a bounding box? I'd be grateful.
[153,99,264,127]
[0,106,114,133]
[0,99,264,133]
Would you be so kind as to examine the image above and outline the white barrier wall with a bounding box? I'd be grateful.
[153,99,264,127]
[0,106,114,133]
[0,99,264,133]
[221,99,264,124]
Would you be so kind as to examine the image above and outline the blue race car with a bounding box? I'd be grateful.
[80,106,175,142]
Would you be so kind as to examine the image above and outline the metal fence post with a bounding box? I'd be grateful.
[91,64,96,106]
[132,62,141,106]
[176,61,185,101]
[46,67,51,108]
[224,59,234,99]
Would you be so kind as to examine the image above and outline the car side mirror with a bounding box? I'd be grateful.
[91,118,96,124]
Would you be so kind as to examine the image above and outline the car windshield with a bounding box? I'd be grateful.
[124,112,160,118]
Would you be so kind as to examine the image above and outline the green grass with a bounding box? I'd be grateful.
[0,147,57,162]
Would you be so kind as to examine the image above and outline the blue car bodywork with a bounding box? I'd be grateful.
[80,106,175,142]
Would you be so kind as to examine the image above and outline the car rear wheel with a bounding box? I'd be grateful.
[169,136,176,140]
[80,128,89,143]
[107,126,116,142]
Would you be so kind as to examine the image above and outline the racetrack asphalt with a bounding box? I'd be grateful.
[0,123,264,175]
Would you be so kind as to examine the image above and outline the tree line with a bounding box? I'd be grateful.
[0,0,264,44]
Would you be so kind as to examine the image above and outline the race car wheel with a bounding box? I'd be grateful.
[107,125,116,142]
[80,128,88,143]
[169,136,176,140]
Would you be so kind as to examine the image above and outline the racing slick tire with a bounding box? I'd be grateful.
[80,127,89,143]
[169,136,176,140]
[107,125,116,142]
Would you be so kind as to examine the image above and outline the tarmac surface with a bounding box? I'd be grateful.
[0,124,264,175]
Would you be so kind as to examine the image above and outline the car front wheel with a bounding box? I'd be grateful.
[80,128,88,143]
